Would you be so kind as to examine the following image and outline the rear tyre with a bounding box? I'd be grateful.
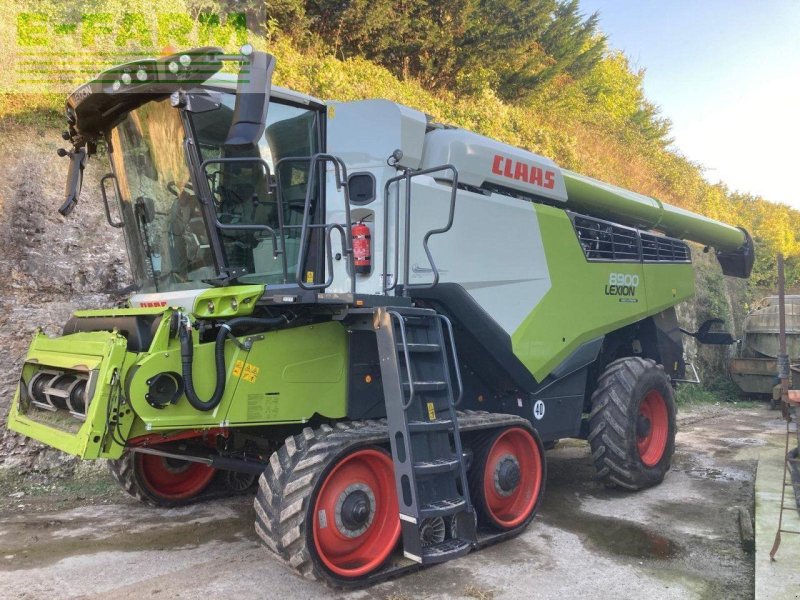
[588,357,676,490]
[469,425,546,531]
[108,450,216,507]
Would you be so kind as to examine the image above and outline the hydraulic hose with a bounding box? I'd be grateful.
[179,315,287,411]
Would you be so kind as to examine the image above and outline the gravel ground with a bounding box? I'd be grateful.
[0,403,774,600]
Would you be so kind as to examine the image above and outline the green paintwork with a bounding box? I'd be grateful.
[124,319,347,430]
[7,303,348,455]
[192,286,265,318]
[563,170,745,253]
[512,204,694,381]
[6,330,134,459]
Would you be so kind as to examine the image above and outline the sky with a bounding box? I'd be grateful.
[578,0,800,209]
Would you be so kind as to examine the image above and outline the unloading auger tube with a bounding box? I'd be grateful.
[562,170,754,277]
[178,315,287,411]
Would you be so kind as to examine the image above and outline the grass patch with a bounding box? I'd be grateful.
[675,379,764,410]
[0,93,63,131]
[675,384,718,405]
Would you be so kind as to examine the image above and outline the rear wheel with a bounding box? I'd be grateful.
[469,425,546,531]
[254,422,401,585]
[588,356,676,490]
[108,451,216,507]
[311,448,400,578]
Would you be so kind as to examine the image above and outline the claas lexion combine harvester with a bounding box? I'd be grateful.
[7,46,754,585]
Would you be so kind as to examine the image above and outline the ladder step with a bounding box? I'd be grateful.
[408,419,454,433]
[413,457,461,475]
[419,497,466,519]
[399,315,433,327]
[422,538,473,565]
[398,342,441,353]
[403,381,447,392]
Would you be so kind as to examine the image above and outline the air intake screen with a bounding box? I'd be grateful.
[640,232,691,263]
[571,213,691,264]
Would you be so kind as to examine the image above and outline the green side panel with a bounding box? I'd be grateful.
[642,262,694,314]
[126,321,347,430]
[512,204,691,382]
[6,331,134,459]
[224,321,347,424]
[126,331,251,429]
[192,285,264,318]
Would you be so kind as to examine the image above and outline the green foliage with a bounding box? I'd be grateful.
[276,0,605,101]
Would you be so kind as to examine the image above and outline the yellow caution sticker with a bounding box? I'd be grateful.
[427,402,436,421]
[306,270,315,284]
[241,363,260,384]
[232,359,244,377]
[233,360,260,384]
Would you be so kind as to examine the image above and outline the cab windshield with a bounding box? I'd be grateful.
[109,92,320,293]
[111,99,214,293]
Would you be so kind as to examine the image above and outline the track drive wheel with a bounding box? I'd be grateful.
[588,356,676,490]
[469,425,546,531]
[108,450,216,507]
[254,422,400,585]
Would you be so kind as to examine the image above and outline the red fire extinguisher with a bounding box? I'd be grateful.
[352,221,371,275]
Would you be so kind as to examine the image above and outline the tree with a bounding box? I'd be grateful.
[281,0,605,100]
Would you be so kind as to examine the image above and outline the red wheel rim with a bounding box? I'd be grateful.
[312,448,400,578]
[637,390,669,467]
[483,427,543,529]
[136,454,216,501]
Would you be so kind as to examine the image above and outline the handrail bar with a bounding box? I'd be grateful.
[200,156,287,282]
[274,153,354,292]
[382,164,460,295]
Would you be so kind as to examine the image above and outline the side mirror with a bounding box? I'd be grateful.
[224,48,276,149]
[681,318,736,346]
[58,148,87,216]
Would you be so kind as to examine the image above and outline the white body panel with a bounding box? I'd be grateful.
[421,129,568,203]
[325,100,428,295]
[129,288,208,311]
[404,177,551,334]
[324,100,553,321]
[327,100,427,170]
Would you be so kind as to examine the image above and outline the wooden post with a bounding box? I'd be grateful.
[777,253,789,415]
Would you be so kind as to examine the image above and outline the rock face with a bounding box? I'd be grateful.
[0,125,128,473]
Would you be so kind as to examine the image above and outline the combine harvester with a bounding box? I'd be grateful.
[7,47,754,585]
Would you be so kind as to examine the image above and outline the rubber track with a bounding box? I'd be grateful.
[587,356,667,490]
[253,410,535,588]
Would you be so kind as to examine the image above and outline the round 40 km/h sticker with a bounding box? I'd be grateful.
[533,400,545,420]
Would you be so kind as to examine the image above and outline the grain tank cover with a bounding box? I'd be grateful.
[420,129,568,203]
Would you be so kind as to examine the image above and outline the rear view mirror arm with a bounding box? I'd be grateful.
[58,147,87,217]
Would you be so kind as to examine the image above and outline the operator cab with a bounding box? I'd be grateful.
[59,46,330,305]
[109,87,324,294]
